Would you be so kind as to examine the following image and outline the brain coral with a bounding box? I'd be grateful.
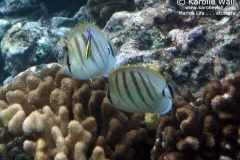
[0,63,240,160]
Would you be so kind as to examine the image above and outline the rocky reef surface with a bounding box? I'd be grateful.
[103,2,240,94]
[0,0,239,159]
[0,0,238,92]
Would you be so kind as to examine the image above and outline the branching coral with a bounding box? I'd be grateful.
[0,63,151,160]
[1,63,240,159]
[151,72,240,160]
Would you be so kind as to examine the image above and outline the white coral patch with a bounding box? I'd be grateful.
[223,93,230,100]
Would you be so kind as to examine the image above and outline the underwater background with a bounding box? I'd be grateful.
[0,0,239,159]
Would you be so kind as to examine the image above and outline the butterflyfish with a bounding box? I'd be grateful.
[59,23,116,79]
[105,66,176,114]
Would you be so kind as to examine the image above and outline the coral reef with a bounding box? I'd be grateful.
[0,63,152,159]
[1,63,240,159]
[103,1,240,92]
[151,72,240,160]
[0,0,239,158]
[1,22,56,77]
[0,0,238,90]
[87,0,136,22]
[0,0,90,84]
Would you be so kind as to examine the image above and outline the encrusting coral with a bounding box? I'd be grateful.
[0,63,240,159]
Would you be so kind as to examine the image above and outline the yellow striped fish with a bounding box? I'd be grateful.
[59,23,116,79]
[105,66,175,114]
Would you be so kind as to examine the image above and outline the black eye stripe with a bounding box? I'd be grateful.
[107,47,111,56]
[66,54,71,74]
[108,42,114,57]
[64,46,68,52]
[168,84,174,99]
[107,88,113,104]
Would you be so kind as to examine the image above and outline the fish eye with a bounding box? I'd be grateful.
[107,42,114,57]
[66,54,71,73]
[162,90,165,97]
[64,46,68,52]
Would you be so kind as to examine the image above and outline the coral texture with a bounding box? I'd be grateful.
[1,22,56,77]
[0,63,151,160]
[87,0,135,22]
[151,72,240,160]
[1,63,240,159]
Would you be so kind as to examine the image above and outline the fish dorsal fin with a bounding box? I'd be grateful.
[68,23,106,41]
[109,66,167,85]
